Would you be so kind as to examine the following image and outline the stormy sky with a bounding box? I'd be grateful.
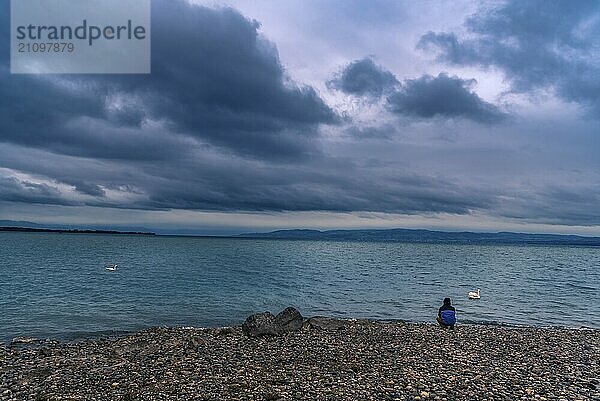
[1,0,599,235]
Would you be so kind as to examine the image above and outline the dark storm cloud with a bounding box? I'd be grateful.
[0,177,74,206]
[387,73,506,123]
[328,57,398,97]
[133,156,495,214]
[330,59,504,123]
[0,141,494,216]
[6,139,600,226]
[418,0,600,116]
[0,0,335,161]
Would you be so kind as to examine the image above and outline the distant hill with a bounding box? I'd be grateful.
[238,228,600,246]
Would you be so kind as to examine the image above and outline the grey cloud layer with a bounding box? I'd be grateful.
[0,1,491,217]
[330,58,504,123]
[418,0,600,116]
[0,0,598,228]
[0,143,494,215]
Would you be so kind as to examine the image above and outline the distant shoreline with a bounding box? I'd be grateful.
[0,226,156,236]
[2,225,600,246]
[236,228,600,246]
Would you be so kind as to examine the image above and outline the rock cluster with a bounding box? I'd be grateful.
[242,307,304,337]
[0,320,598,400]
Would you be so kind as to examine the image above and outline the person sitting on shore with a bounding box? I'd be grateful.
[437,297,456,329]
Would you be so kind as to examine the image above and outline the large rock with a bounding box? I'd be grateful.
[242,307,304,337]
[242,311,277,337]
[274,307,304,333]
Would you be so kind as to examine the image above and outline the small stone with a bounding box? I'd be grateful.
[10,336,39,346]
[217,327,235,336]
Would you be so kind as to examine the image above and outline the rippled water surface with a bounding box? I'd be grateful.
[1,232,598,341]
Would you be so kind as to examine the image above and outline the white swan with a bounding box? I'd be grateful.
[468,288,481,299]
[105,264,118,271]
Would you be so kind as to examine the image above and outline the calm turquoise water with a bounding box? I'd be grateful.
[1,232,598,342]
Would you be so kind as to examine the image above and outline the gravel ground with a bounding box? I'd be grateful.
[1,320,598,401]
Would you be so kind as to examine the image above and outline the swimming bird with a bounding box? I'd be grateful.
[468,288,481,299]
[105,264,118,271]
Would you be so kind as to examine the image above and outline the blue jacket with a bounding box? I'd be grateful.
[438,304,456,325]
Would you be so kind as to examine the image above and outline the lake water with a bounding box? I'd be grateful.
[1,232,598,342]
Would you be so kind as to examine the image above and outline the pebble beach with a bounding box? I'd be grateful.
[1,320,598,401]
